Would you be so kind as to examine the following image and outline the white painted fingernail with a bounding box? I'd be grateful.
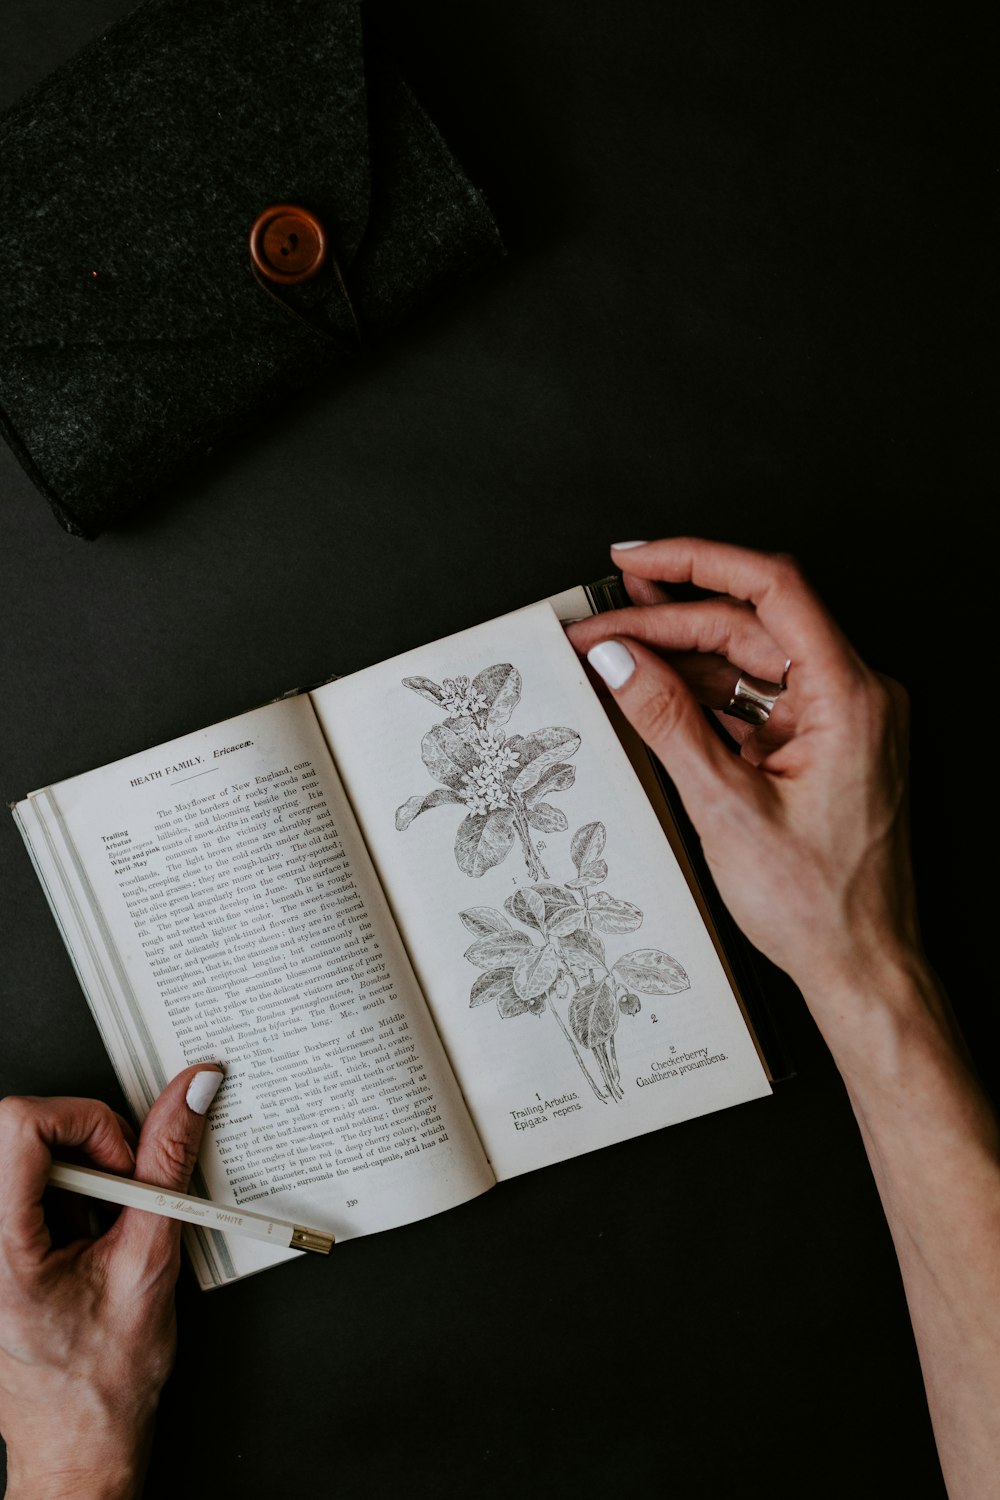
[587,641,636,689]
[611,540,647,550]
[186,1069,224,1115]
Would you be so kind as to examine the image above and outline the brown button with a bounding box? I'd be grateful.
[249,204,327,285]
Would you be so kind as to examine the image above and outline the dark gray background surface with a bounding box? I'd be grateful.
[2,4,991,1497]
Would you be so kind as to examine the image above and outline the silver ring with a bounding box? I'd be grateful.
[725,670,786,726]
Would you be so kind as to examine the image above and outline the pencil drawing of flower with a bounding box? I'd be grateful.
[395,664,580,880]
[440,676,489,717]
[459,823,691,1103]
[459,728,520,815]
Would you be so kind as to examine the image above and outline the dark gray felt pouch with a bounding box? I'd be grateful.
[0,0,502,537]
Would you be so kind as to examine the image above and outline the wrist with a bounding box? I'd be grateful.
[5,1452,146,1500]
[4,1406,155,1500]
[799,949,993,1128]
[801,944,946,1058]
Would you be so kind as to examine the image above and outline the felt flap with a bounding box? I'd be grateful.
[0,0,371,348]
[0,0,502,535]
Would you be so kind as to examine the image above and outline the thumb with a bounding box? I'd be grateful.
[585,638,746,815]
[112,1063,224,1277]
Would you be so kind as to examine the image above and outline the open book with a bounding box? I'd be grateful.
[14,588,772,1288]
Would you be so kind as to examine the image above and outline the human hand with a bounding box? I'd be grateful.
[566,538,920,1014]
[567,540,1000,1499]
[0,1064,223,1500]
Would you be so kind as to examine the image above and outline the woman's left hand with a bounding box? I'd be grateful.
[0,1064,222,1500]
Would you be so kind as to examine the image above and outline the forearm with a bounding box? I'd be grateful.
[806,957,1000,1499]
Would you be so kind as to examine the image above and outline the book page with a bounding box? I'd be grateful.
[16,696,492,1286]
[311,602,770,1182]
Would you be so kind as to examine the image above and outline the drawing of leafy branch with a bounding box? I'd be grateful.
[459,822,690,1103]
[395,664,580,881]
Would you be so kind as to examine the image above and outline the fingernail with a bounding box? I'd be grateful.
[611,540,647,550]
[587,641,636,689]
[123,1140,136,1165]
[186,1069,224,1115]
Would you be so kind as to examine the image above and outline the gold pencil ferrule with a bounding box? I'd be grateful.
[291,1225,335,1255]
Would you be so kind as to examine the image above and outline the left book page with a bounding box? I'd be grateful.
[14,696,493,1288]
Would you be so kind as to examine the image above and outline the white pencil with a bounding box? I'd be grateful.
[47,1161,335,1254]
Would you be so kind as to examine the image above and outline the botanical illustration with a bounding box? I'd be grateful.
[459,823,690,1103]
[395,664,580,881]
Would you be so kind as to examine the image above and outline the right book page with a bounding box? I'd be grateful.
[311,601,770,1181]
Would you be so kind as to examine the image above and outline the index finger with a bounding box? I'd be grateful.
[0,1094,135,1258]
[610,538,853,676]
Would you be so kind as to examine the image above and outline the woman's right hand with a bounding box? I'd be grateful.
[567,538,1000,1499]
[565,538,922,1021]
